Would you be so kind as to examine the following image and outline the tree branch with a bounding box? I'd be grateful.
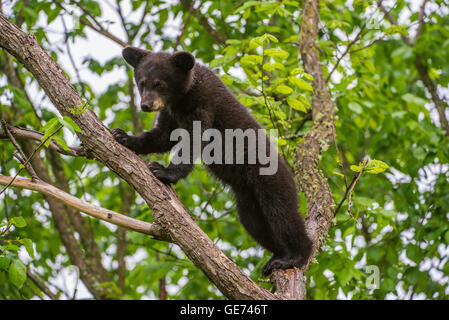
[1,120,38,180]
[415,0,428,41]
[0,174,169,241]
[54,1,128,47]
[414,54,449,137]
[174,3,194,50]
[179,0,227,45]
[26,267,58,300]
[377,1,413,46]
[273,0,336,299]
[0,13,275,300]
[0,124,84,157]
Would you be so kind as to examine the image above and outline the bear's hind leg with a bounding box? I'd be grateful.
[234,190,279,254]
[253,182,312,276]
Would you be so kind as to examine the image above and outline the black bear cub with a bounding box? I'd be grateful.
[112,46,312,276]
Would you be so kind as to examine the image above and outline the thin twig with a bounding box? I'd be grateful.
[0,125,63,197]
[61,16,86,97]
[0,125,84,157]
[346,158,369,220]
[1,120,38,180]
[174,3,194,50]
[129,3,149,43]
[334,157,369,218]
[283,132,305,140]
[326,4,380,83]
[377,0,413,45]
[415,0,428,41]
[284,106,293,140]
[53,1,128,47]
[179,0,226,45]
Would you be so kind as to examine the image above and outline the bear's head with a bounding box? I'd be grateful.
[122,46,195,112]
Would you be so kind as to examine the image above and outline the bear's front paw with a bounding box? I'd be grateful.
[111,128,131,147]
[149,162,178,184]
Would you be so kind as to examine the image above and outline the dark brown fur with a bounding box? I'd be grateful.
[112,47,312,276]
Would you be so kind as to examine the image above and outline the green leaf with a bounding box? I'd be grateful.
[350,159,390,174]
[402,93,428,116]
[41,118,62,146]
[42,117,59,131]
[264,48,289,60]
[21,239,35,258]
[286,96,307,112]
[52,136,70,151]
[347,102,363,114]
[0,257,11,271]
[377,208,397,219]
[275,85,293,95]
[249,37,263,50]
[61,116,82,133]
[289,68,303,76]
[444,231,449,244]
[233,1,261,13]
[262,62,284,72]
[46,6,61,24]
[240,55,263,66]
[9,259,27,288]
[260,33,278,43]
[288,76,313,91]
[277,138,287,146]
[10,217,27,228]
[209,55,235,68]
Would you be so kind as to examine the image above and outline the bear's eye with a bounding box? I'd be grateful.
[153,80,165,90]
[138,80,146,88]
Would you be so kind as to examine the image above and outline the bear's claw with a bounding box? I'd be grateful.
[148,162,177,184]
[111,128,130,147]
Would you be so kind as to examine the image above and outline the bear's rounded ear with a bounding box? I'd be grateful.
[122,46,149,68]
[171,51,195,71]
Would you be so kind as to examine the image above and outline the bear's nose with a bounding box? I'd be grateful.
[141,103,151,112]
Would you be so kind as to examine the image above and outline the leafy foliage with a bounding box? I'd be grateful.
[0,0,448,299]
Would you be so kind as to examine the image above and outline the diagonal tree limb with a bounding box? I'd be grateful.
[413,54,449,137]
[0,13,275,300]
[26,267,58,300]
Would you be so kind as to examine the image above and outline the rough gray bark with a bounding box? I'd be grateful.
[297,0,335,265]
[0,13,275,300]
[271,0,336,300]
